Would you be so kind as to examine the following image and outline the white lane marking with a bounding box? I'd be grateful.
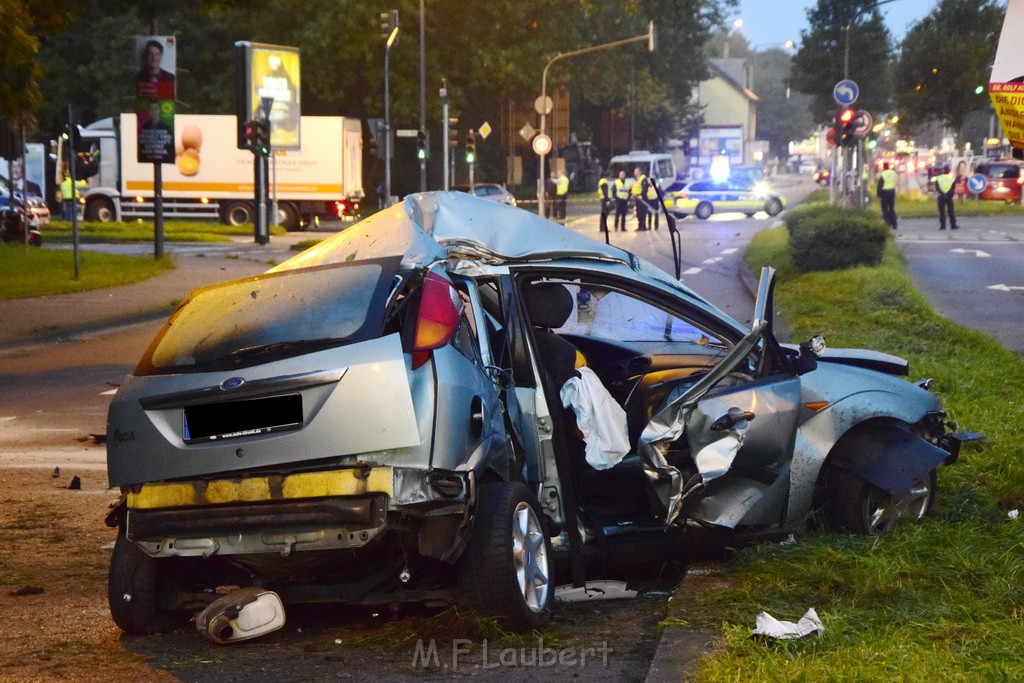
[682,267,702,276]
[721,248,738,255]
[987,284,1024,292]
[100,389,117,396]
[950,248,991,258]
[702,257,723,264]
[0,416,16,422]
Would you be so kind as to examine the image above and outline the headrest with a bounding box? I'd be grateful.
[523,282,573,329]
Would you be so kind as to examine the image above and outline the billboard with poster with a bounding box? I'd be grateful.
[134,35,176,164]
[989,0,1024,156]
[235,42,301,151]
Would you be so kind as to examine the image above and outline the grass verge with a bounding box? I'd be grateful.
[43,219,286,243]
[803,187,1024,218]
[0,245,173,299]
[682,226,1024,680]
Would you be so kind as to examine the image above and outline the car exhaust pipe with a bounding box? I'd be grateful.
[196,587,286,644]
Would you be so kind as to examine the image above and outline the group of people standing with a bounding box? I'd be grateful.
[877,161,960,232]
[597,167,661,233]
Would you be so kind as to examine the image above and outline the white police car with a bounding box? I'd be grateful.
[664,178,786,220]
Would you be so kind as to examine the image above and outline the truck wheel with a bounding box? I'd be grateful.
[85,197,116,222]
[822,466,936,534]
[220,201,254,227]
[108,531,189,635]
[695,201,713,220]
[277,202,302,231]
[460,481,553,632]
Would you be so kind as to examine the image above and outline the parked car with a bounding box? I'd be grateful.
[972,160,1023,202]
[664,178,786,219]
[105,192,960,635]
[813,168,831,186]
[0,175,50,228]
[452,182,516,206]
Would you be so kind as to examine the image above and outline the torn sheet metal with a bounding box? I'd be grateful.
[693,432,744,481]
[559,367,630,470]
[751,608,824,640]
[555,580,638,602]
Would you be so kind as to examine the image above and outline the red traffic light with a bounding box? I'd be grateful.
[839,109,855,124]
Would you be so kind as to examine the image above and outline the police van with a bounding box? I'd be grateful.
[606,151,678,192]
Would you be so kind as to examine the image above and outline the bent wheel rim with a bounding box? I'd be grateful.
[512,501,549,613]
[865,475,932,532]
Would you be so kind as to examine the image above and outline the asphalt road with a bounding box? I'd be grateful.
[896,216,1024,354]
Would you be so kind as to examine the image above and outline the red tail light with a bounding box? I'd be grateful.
[411,272,464,368]
[1016,176,1023,185]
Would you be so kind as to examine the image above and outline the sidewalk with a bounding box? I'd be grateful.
[0,235,308,351]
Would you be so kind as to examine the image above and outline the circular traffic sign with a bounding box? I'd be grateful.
[968,173,988,194]
[826,127,837,147]
[833,79,859,106]
[532,133,552,156]
[854,110,872,136]
[534,95,553,116]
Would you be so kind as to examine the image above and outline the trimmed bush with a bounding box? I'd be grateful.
[785,202,889,272]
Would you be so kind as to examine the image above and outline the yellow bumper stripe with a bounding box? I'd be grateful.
[127,467,394,510]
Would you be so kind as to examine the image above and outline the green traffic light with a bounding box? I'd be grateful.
[975,85,985,95]
[417,148,426,161]
[466,152,475,164]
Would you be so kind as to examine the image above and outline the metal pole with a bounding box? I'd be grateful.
[418,0,426,192]
[441,81,450,190]
[271,152,278,227]
[150,15,164,260]
[384,43,392,207]
[68,105,80,279]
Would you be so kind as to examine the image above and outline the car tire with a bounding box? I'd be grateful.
[695,202,713,220]
[460,481,553,632]
[84,197,116,223]
[108,531,188,635]
[219,201,254,227]
[822,466,936,534]
[764,198,783,216]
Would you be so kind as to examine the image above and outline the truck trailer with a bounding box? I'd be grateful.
[67,114,363,231]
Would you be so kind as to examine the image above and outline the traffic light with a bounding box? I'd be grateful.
[416,129,427,161]
[465,129,476,164]
[255,118,270,156]
[380,9,399,41]
[974,84,985,95]
[837,108,857,146]
[242,119,258,151]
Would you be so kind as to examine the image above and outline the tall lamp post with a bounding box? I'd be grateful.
[537,21,656,217]
[381,10,399,207]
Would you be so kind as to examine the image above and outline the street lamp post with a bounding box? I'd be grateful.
[537,21,656,217]
[383,14,399,207]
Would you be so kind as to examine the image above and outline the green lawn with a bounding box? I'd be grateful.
[802,187,1024,218]
[0,244,174,299]
[43,219,286,243]
[681,227,1024,680]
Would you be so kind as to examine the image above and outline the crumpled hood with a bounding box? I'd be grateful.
[271,191,636,272]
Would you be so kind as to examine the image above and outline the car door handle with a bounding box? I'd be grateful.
[470,395,484,439]
[710,408,756,431]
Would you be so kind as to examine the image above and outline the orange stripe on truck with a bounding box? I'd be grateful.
[125,181,345,193]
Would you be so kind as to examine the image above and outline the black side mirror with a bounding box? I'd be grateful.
[793,335,825,375]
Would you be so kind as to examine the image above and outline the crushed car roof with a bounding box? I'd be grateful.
[272,191,638,272]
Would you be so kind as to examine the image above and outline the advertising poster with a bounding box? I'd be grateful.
[989,0,1024,154]
[248,44,301,150]
[135,35,176,164]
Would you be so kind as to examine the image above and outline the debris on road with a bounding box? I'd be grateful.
[555,580,638,602]
[751,608,824,640]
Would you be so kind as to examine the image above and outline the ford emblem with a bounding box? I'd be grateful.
[220,377,245,390]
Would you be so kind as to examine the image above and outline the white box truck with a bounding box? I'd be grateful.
[69,114,363,230]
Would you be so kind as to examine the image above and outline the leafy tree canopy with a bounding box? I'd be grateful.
[790,0,892,124]
[894,0,1005,132]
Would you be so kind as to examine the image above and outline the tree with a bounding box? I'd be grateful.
[894,0,1004,133]
[0,0,73,124]
[790,0,892,124]
[751,48,814,159]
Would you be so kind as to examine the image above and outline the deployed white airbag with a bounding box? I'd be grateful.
[559,367,630,470]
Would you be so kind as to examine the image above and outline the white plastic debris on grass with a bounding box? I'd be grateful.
[1009,509,1019,520]
[555,580,638,602]
[751,608,824,640]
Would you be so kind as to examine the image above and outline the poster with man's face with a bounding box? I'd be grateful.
[134,35,177,164]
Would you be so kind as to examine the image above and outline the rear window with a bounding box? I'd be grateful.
[136,257,401,374]
[987,164,1020,179]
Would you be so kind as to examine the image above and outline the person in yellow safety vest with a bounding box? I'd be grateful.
[597,171,612,233]
[630,166,648,231]
[877,162,898,230]
[554,171,569,220]
[613,170,629,231]
[644,173,661,230]
[935,165,958,230]
[59,172,87,221]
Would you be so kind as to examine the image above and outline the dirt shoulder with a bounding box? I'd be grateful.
[0,465,680,681]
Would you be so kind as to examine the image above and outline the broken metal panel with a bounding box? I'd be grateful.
[688,478,769,528]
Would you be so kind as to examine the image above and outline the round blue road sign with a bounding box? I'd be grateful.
[968,173,988,194]
[833,79,859,106]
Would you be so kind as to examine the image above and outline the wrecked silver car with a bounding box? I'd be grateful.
[105,192,960,634]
